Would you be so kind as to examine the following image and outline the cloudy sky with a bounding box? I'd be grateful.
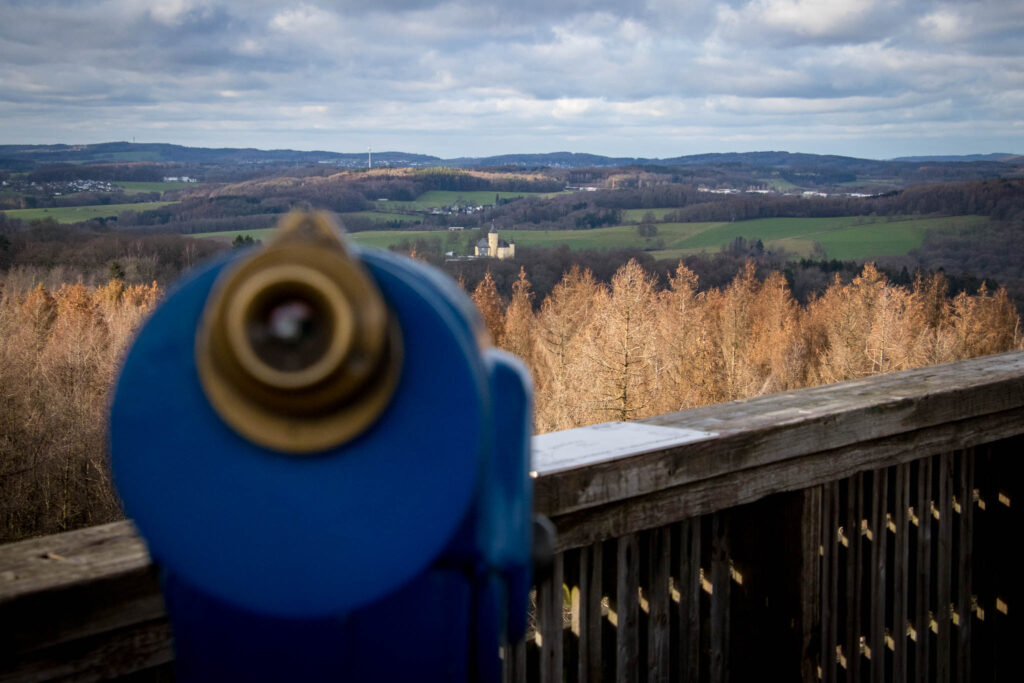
[1,0,1022,159]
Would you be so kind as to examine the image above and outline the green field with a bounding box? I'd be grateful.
[340,210,422,225]
[621,208,683,222]
[189,215,989,261]
[1,201,175,223]
[113,181,197,194]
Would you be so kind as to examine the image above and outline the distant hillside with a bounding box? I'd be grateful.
[0,142,441,168]
[891,153,1019,163]
[1,144,1022,189]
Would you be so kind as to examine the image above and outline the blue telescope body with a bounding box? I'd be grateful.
[110,214,534,681]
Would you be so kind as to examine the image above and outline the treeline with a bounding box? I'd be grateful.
[9,189,161,210]
[21,163,170,183]
[0,220,225,284]
[470,261,1021,433]
[910,219,1024,311]
[440,242,995,312]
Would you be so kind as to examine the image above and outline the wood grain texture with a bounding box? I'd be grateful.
[709,513,730,683]
[892,463,911,682]
[677,518,701,683]
[800,486,822,683]
[538,553,565,683]
[578,541,603,683]
[646,526,670,683]
[615,534,639,683]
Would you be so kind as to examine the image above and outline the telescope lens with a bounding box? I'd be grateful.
[246,288,333,373]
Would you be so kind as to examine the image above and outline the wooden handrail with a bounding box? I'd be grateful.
[535,351,1024,549]
[3,350,1023,681]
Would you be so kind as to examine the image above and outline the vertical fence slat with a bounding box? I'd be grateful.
[647,526,671,683]
[578,541,603,683]
[916,455,934,682]
[616,533,640,683]
[710,512,731,683]
[893,462,911,682]
[801,486,823,683]
[677,518,701,683]
[503,637,527,683]
[819,484,832,683]
[955,450,974,683]
[845,471,865,681]
[821,481,839,683]
[539,553,564,683]
[936,453,953,683]
[974,446,997,683]
[870,468,888,681]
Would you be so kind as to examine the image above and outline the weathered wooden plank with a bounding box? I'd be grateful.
[709,513,730,683]
[869,468,888,681]
[800,486,822,683]
[0,619,173,683]
[548,408,1024,552]
[676,518,701,683]
[0,520,165,664]
[577,541,603,683]
[646,526,670,683]
[893,462,911,682]
[615,534,639,683]
[955,451,974,683]
[536,352,1024,516]
[936,453,953,683]
[916,456,934,682]
[538,553,565,683]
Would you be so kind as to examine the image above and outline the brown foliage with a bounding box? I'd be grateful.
[471,270,506,346]
[473,261,1021,433]
[0,276,161,543]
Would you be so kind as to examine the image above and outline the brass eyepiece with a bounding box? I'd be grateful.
[196,212,402,453]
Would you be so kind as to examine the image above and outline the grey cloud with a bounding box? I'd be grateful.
[0,0,1020,158]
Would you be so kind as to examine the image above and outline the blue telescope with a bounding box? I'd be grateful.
[110,213,535,682]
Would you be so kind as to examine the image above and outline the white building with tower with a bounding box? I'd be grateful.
[474,223,515,260]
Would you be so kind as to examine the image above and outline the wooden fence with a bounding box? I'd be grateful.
[2,351,1022,681]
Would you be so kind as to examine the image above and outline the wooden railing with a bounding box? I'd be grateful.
[2,351,1022,682]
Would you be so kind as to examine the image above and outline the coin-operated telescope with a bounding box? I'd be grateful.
[110,213,535,682]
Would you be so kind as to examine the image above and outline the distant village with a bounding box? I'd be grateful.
[0,176,196,199]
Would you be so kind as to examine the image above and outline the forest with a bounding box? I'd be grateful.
[1,257,1019,543]
[2,154,1023,544]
